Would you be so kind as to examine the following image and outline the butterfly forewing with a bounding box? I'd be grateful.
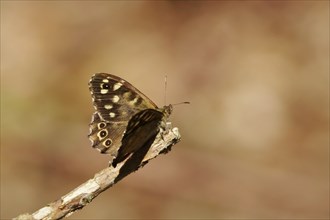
[89,73,157,121]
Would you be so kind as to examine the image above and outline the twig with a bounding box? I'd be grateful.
[14,126,181,220]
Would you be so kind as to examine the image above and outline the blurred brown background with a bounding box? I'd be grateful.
[1,1,329,219]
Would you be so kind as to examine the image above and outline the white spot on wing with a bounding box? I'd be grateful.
[113,82,122,91]
[104,104,113,110]
[109,112,116,118]
[129,97,138,105]
[112,95,120,103]
[101,89,108,94]
[102,79,109,83]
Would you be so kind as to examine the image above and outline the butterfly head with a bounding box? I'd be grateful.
[162,101,190,117]
[162,104,173,117]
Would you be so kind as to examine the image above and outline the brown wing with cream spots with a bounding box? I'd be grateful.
[88,73,159,155]
[89,73,158,122]
[88,112,126,157]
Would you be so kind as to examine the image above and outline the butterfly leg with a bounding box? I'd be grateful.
[159,120,172,142]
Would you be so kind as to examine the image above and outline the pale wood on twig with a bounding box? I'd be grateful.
[14,126,181,220]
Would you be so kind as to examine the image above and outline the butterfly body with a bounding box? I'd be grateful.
[88,73,172,166]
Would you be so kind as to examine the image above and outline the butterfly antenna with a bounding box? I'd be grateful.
[164,75,190,106]
[172,101,190,106]
[164,75,167,105]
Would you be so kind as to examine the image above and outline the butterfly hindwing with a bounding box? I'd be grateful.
[112,109,164,166]
[88,112,126,156]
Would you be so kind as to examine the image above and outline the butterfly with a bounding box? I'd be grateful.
[88,73,173,167]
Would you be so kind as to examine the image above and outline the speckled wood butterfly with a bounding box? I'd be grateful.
[88,73,173,167]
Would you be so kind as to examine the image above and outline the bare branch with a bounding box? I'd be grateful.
[14,126,181,220]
